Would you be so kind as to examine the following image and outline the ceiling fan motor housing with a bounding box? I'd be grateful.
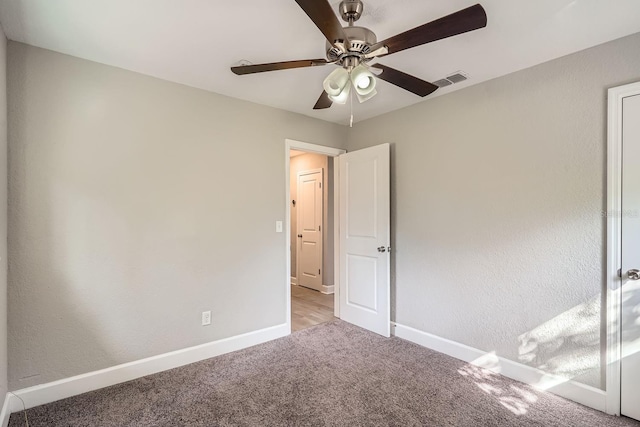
[326,26,377,64]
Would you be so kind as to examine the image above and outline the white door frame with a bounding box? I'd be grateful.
[285,139,346,334]
[606,80,640,415]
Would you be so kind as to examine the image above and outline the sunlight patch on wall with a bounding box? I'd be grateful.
[518,295,600,384]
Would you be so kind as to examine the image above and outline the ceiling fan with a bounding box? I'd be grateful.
[231,0,487,110]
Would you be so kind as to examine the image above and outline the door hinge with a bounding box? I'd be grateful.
[319,269,321,275]
[319,225,321,231]
[618,268,622,278]
[319,182,322,188]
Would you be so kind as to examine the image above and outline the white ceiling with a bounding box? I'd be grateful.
[1,0,640,125]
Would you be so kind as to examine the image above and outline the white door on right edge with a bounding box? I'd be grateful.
[621,93,640,421]
[339,143,390,337]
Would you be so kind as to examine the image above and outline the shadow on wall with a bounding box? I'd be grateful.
[8,171,118,390]
[517,294,601,385]
[8,48,120,389]
[458,281,640,417]
[515,281,640,391]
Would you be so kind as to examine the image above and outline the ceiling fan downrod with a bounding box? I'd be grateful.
[339,0,364,26]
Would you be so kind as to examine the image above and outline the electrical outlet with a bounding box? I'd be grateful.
[201,311,211,326]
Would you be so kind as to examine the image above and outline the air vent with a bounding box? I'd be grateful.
[446,72,468,84]
[433,71,469,88]
[433,79,452,88]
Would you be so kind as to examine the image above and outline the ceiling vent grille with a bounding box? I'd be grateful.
[433,79,452,88]
[434,71,469,88]
[446,72,468,83]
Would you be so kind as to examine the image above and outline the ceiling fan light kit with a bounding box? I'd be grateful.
[231,0,487,116]
[331,82,351,105]
[350,64,376,96]
[355,87,377,104]
[323,68,350,96]
[323,63,378,105]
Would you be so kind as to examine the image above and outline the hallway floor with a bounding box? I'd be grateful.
[291,284,334,331]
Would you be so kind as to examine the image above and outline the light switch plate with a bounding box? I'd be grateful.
[275,221,283,233]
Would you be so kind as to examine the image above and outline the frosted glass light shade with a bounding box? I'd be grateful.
[329,82,351,104]
[323,68,350,97]
[356,88,377,103]
[350,65,377,96]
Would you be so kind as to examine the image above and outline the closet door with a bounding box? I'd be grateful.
[621,93,640,421]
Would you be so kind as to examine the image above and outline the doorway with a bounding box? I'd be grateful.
[285,139,391,337]
[287,141,344,332]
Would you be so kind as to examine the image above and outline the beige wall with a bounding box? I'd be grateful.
[0,24,7,402]
[289,153,334,287]
[7,42,347,390]
[347,32,640,389]
[7,30,640,395]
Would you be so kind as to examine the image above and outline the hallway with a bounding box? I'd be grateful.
[291,285,334,332]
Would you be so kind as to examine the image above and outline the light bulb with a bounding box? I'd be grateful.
[350,65,377,97]
[357,75,372,89]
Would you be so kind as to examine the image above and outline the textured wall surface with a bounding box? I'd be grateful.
[7,42,347,390]
[347,32,640,389]
[0,24,8,402]
[289,153,334,286]
[7,28,640,395]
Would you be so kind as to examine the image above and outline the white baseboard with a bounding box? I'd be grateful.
[5,323,289,416]
[321,285,334,294]
[392,322,607,413]
[291,277,297,286]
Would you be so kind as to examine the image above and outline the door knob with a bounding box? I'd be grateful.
[628,269,640,280]
[298,234,303,238]
[377,246,386,253]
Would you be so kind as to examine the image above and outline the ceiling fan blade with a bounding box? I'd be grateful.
[295,0,350,50]
[369,4,487,57]
[371,63,438,97]
[231,59,328,75]
[313,91,333,110]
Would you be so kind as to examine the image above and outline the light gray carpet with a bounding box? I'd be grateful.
[9,320,640,426]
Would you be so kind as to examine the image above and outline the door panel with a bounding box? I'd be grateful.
[621,94,640,421]
[339,143,390,337]
[346,159,377,238]
[346,254,377,311]
[297,169,323,291]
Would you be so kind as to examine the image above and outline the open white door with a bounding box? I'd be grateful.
[621,93,640,421]
[339,143,390,337]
